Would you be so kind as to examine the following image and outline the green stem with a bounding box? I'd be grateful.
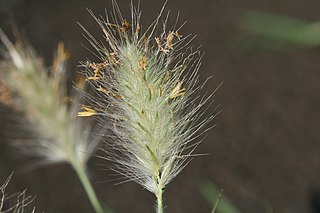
[156,187,163,213]
[72,160,105,213]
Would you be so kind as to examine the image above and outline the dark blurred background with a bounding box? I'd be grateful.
[1,0,320,212]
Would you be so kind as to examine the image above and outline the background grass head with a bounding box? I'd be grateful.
[0,29,100,167]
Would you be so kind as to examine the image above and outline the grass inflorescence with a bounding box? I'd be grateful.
[0,30,105,213]
[79,1,217,212]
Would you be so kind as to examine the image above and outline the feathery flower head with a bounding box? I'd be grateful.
[0,30,99,166]
[80,1,217,210]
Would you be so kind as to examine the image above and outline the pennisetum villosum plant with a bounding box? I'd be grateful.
[0,1,217,212]
[0,30,105,213]
[79,1,217,212]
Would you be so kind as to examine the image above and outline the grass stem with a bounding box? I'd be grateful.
[72,160,105,213]
[157,187,163,213]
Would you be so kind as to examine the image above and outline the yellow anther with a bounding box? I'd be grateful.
[78,106,97,117]
[150,84,155,96]
[169,82,185,99]
[165,32,175,50]
[155,31,181,54]
[113,93,124,99]
[158,85,163,97]
[175,31,182,40]
[97,86,110,95]
[85,62,108,81]
[139,55,147,72]
[120,20,131,33]
[155,37,169,54]
[78,111,97,117]
[109,52,118,64]
[86,76,100,81]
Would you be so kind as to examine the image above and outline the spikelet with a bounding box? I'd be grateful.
[0,30,100,166]
[80,1,217,211]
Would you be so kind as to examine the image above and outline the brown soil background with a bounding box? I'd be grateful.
[1,0,320,212]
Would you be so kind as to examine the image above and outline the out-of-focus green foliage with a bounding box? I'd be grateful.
[200,180,241,213]
[240,10,320,48]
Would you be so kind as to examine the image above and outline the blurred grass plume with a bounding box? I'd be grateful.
[0,29,105,213]
[0,29,99,167]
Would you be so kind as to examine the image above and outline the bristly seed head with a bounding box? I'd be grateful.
[80,1,217,196]
[0,30,101,167]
